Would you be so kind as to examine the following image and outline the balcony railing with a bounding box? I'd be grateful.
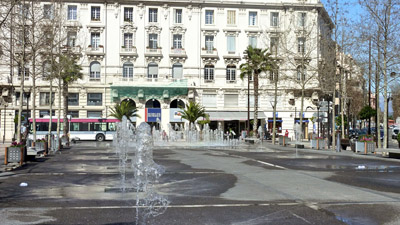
[147,78,159,82]
[120,46,137,54]
[201,48,218,56]
[145,48,162,54]
[170,48,186,55]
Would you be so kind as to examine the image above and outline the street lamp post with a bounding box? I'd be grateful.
[3,103,6,144]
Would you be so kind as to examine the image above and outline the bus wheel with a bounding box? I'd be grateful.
[96,134,105,142]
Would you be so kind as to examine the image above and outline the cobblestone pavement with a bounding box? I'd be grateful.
[0,141,400,225]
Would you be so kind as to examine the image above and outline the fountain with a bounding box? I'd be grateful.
[113,117,169,224]
[112,116,245,223]
[294,123,303,156]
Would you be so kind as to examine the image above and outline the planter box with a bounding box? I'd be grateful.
[311,139,326,150]
[279,136,290,146]
[355,141,375,154]
[35,142,45,151]
[4,147,25,165]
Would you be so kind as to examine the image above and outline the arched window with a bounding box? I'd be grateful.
[297,65,306,81]
[122,98,136,108]
[226,65,236,81]
[204,65,214,81]
[43,61,51,78]
[172,63,183,79]
[170,99,185,108]
[145,99,161,108]
[90,61,101,81]
[123,62,134,78]
[148,63,158,79]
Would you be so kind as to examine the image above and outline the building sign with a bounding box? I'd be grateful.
[174,111,182,119]
[146,108,161,122]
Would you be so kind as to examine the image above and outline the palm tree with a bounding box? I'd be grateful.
[179,101,207,129]
[240,46,274,137]
[110,100,139,123]
[59,55,83,146]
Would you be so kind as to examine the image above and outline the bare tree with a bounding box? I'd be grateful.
[360,0,400,148]
[273,6,323,139]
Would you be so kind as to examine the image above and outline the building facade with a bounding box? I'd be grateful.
[0,0,335,141]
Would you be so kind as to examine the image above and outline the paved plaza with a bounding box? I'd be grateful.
[1,141,400,225]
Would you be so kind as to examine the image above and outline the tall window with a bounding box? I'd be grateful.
[172,63,183,79]
[40,92,52,106]
[90,61,101,80]
[297,66,306,81]
[124,33,133,50]
[249,36,257,48]
[87,111,102,118]
[227,36,235,53]
[205,10,214,25]
[91,6,100,21]
[148,63,158,79]
[249,11,257,26]
[124,7,133,22]
[205,35,214,53]
[270,68,279,81]
[68,93,79,106]
[204,65,214,80]
[173,34,182,49]
[227,10,236,25]
[67,5,77,20]
[43,61,51,78]
[271,12,279,27]
[174,9,182,23]
[67,31,77,47]
[226,65,236,81]
[43,4,53,19]
[298,37,305,53]
[270,37,279,55]
[123,62,134,78]
[18,66,29,80]
[298,12,306,27]
[91,32,100,49]
[87,93,102,106]
[149,8,158,22]
[20,4,30,19]
[148,34,158,49]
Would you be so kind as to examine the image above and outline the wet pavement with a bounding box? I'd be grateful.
[0,141,400,224]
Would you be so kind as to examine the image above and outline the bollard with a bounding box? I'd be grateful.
[4,147,8,165]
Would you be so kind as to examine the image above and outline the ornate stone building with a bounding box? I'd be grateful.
[0,0,336,141]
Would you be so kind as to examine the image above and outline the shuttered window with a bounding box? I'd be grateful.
[202,94,217,108]
[224,94,238,108]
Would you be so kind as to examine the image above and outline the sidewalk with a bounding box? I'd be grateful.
[260,139,400,161]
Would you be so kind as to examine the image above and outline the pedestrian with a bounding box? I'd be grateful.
[285,129,289,137]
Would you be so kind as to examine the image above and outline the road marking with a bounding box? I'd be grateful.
[254,160,286,169]
[49,202,301,210]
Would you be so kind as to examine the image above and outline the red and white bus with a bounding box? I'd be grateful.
[28,118,119,141]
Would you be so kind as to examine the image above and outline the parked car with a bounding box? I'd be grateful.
[392,128,399,139]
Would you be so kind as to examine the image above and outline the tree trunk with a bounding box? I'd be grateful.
[16,60,25,143]
[62,81,69,146]
[253,73,258,137]
[300,87,305,140]
[48,80,53,149]
[56,78,61,149]
[376,28,381,149]
[272,76,278,145]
